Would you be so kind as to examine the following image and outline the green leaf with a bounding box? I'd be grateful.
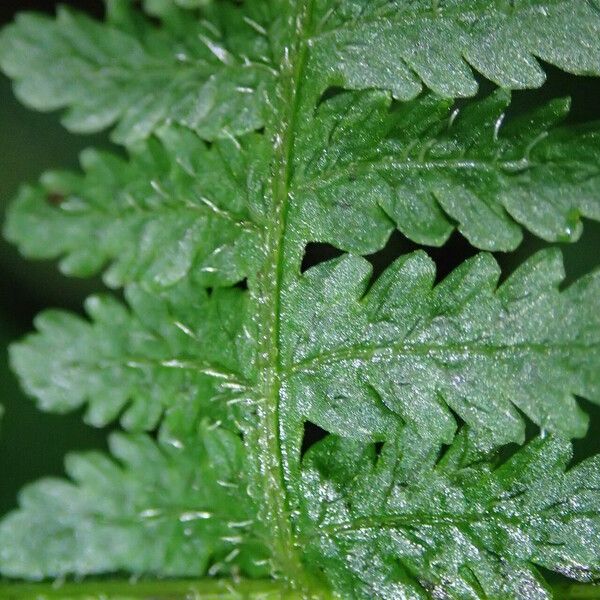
[300,430,600,599]
[8,90,599,283]
[0,422,269,579]
[4,127,264,288]
[281,249,600,448]
[9,282,253,432]
[0,4,275,144]
[5,1,600,146]
[4,1,600,597]
[309,0,600,100]
[293,89,600,252]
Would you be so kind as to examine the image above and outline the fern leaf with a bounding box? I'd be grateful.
[294,89,600,252]
[0,4,274,144]
[310,0,600,99]
[300,430,600,599]
[282,249,600,448]
[0,422,269,579]
[4,127,263,288]
[7,89,600,283]
[9,283,253,431]
[4,1,600,145]
[3,2,600,597]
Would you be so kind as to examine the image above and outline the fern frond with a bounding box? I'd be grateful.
[10,283,252,431]
[0,422,269,580]
[282,249,600,449]
[4,1,600,145]
[300,430,600,599]
[8,89,600,282]
[4,127,264,288]
[294,89,600,252]
[310,0,600,99]
[3,1,600,597]
[0,3,274,144]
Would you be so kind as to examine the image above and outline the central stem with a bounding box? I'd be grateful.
[246,0,317,595]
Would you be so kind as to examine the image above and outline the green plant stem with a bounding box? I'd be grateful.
[0,580,598,599]
[0,579,336,600]
[246,0,318,595]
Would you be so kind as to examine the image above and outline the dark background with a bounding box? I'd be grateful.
[1,1,600,517]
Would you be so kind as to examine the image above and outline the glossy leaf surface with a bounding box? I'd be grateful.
[2,1,600,597]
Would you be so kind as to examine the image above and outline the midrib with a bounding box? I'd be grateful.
[286,339,598,375]
[247,0,317,594]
